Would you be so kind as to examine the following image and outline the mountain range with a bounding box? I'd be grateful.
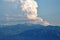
[0,24,60,40]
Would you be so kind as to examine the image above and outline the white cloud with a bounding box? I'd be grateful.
[1,0,50,26]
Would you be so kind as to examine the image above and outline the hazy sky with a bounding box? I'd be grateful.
[37,0,60,26]
[0,0,60,26]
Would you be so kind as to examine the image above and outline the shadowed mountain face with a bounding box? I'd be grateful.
[0,24,60,40]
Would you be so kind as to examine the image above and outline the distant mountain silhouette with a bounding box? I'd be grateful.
[0,24,60,40]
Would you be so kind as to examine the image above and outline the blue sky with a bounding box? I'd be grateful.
[36,0,60,26]
[0,0,60,26]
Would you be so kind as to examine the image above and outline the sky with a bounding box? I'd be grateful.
[37,0,60,26]
[0,0,60,26]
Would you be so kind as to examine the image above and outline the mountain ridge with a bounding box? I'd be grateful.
[0,24,60,40]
